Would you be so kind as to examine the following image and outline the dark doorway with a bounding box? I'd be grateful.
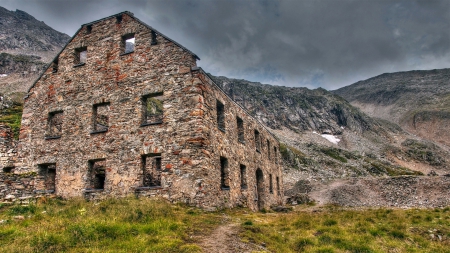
[256,168,264,210]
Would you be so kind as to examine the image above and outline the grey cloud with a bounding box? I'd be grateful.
[2,0,450,89]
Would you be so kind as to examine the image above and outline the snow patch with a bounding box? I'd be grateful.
[0,74,7,77]
[321,134,340,145]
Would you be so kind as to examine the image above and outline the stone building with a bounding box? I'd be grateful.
[3,11,283,210]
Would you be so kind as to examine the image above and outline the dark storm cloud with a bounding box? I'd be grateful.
[2,0,450,89]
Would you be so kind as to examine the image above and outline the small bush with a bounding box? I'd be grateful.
[8,205,36,215]
[294,237,315,250]
[389,230,406,239]
[243,220,253,226]
[323,219,338,226]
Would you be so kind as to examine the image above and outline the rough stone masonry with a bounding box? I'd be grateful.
[0,11,283,211]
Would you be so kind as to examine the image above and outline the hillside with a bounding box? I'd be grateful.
[210,75,449,186]
[334,69,450,147]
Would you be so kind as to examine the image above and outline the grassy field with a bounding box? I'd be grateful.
[1,198,450,252]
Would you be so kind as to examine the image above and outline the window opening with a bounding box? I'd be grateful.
[237,116,244,143]
[46,111,63,138]
[2,166,14,173]
[220,156,229,189]
[74,47,87,66]
[267,140,270,159]
[141,154,162,187]
[52,58,58,73]
[269,174,273,194]
[151,30,157,45]
[274,146,278,164]
[276,176,280,195]
[255,130,261,152]
[39,164,56,192]
[240,164,247,189]
[122,34,135,54]
[92,103,109,133]
[142,93,163,125]
[217,100,225,131]
[86,25,92,34]
[116,15,122,24]
[88,159,106,190]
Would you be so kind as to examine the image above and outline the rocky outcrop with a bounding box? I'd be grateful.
[0,7,70,57]
[0,53,46,75]
[210,75,372,135]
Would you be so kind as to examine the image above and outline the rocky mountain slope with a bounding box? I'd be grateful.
[209,75,450,189]
[334,69,450,147]
[0,7,70,95]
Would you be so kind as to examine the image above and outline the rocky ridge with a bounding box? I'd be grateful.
[334,69,450,147]
[0,7,70,95]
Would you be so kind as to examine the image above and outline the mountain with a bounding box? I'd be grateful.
[0,7,70,94]
[0,7,70,60]
[334,69,450,148]
[209,75,449,187]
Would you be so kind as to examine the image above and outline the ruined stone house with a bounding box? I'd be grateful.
[0,11,283,210]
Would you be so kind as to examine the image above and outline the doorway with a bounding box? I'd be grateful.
[256,168,264,210]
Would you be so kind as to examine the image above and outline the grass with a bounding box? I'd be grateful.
[236,206,450,253]
[1,198,450,252]
[0,198,219,253]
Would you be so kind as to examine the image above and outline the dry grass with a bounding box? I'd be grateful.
[1,198,450,252]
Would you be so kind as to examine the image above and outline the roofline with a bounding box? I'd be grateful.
[193,67,280,143]
[25,10,200,98]
[81,11,200,60]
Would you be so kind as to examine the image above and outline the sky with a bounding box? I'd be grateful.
[2,0,450,90]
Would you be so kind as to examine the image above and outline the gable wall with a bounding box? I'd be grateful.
[16,14,206,200]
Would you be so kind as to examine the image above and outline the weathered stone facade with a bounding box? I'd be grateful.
[4,11,283,210]
[0,124,16,172]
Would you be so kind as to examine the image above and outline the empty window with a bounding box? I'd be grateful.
[86,25,92,34]
[269,174,273,194]
[274,146,278,164]
[255,130,261,152]
[267,140,271,158]
[122,34,135,54]
[116,15,122,24]
[141,154,162,187]
[88,159,106,190]
[240,164,247,189]
[276,176,280,195]
[220,156,229,189]
[52,58,58,73]
[46,111,63,138]
[39,164,56,192]
[237,117,244,143]
[74,47,87,66]
[142,93,163,125]
[217,100,225,131]
[92,103,109,133]
[2,166,14,173]
[151,30,157,45]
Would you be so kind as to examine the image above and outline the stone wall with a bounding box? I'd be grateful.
[7,12,283,210]
[0,124,16,171]
[193,69,284,210]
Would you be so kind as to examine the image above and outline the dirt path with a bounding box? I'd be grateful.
[198,220,269,253]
